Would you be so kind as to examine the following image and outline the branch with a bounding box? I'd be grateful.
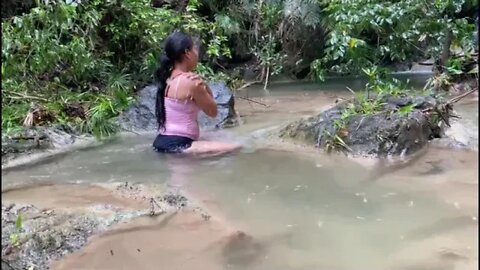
[4,91,48,102]
[235,80,262,91]
[121,127,141,135]
[446,88,478,105]
[236,96,270,107]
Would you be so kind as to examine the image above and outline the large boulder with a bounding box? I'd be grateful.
[117,82,238,132]
[197,82,238,130]
[279,94,451,157]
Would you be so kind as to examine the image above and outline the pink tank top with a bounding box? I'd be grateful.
[159,74,201,140]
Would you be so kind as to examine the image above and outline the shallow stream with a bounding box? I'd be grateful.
[2,76,478,270]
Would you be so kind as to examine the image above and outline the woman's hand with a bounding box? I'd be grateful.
[180,72,217,117]
[184,73,214,98]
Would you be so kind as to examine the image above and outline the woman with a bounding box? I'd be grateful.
[153,31,241,156]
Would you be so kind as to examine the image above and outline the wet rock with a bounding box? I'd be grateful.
[116,85,158,132]
[1,125,92,166]
[159,193,188,209]
[197,82,239,129]
[117,82,238,132]
[449,77,479,94]
[279,94,450,157]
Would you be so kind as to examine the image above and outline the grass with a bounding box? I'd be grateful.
[321,67,419,152]
[9,214,23,248]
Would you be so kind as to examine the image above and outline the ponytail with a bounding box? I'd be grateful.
[155,52,173,130]
[154,31,194,130]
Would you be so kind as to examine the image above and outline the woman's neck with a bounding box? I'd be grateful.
[172,63,192,74]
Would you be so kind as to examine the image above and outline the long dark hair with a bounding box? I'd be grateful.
[155,31,194,130]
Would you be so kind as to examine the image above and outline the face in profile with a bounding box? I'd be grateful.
[185,45,199,70]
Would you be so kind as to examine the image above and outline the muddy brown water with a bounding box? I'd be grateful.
[2,78,478,270]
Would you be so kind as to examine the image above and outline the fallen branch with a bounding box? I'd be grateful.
[446,88,478,105]
[235,80,262,91]
[345,86,356,95]
[435,106,450,127]
[236,96,270,107]
[121,127,141,135]
[9,135,48,141]
[5,91,48,102]
[421,88,478,115]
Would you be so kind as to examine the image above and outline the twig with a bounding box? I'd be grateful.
[446,88,478,105]
[264,65,270,91]
[149,197,165,216]
[235,80,262,91]
[345,87,356,95]
[355,117,365,131]
[236,96,270,107]
[215,117,230,128]
[435,106,450,127]
[5,93,48,102]
[121,127,141,135]
[9,135,48,141]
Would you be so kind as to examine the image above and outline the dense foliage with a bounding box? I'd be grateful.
[311,0,478,79]
[1,0,477,138]
[2,0,231,137]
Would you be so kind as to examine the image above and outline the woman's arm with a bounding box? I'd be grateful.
[186,76,218,117]
[204,84,214,98]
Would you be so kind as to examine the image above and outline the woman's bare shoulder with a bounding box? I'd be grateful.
[180,72,205,90]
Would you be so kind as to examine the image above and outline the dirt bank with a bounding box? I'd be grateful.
[1,182,212,270]
[52,212,251,270]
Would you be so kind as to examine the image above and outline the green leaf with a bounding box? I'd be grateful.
[398,104,415,115]
[15,214,22,231]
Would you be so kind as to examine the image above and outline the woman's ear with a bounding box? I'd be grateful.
[184,49,192,60]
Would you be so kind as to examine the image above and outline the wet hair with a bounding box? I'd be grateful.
[155,31,194,130]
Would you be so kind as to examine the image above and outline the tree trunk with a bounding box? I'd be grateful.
[435,28,453,74]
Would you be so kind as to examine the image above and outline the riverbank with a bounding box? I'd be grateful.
[1,181,218,269]
[3,74,477,170]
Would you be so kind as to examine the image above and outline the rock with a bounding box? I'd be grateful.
[1,261,14,270]
[1,201,146,270]
[1,126,84,165]
[117,85,158,132]
[117,81,238,132]
[410,59,434,73]
[432,101,478,151]
[279,94,449,157]
[197,82,238,130]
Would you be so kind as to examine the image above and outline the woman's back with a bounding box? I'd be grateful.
[161,73,201,140]
[152,31,240,155]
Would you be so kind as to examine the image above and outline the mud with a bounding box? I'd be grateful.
[1,182,209,270]
[51,212,264,270]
